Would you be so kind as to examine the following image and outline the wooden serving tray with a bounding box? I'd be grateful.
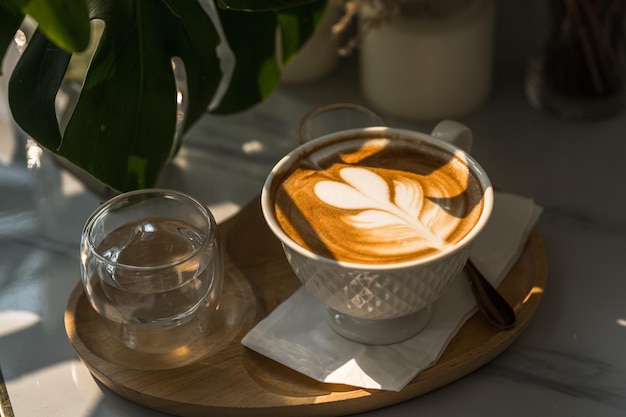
[65,196,547,417]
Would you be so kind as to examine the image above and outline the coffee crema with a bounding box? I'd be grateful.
[272,136,484,264]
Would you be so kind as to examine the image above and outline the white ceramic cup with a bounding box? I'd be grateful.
[261,121,493,344]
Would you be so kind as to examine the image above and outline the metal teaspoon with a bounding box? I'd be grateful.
[464,259,516,330]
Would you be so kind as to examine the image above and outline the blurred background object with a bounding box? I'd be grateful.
[525,0,626,120]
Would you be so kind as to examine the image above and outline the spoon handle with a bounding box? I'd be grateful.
[465,260,516,330]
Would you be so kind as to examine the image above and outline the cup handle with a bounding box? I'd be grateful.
[431,120,473,153]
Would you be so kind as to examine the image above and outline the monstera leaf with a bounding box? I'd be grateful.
[1,0,327,191]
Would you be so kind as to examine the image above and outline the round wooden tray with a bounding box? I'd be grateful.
[65,196,547,417]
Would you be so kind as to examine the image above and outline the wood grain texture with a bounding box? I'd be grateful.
[64,196,547,417]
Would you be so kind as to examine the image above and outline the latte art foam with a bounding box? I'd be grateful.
[273,137,484,264]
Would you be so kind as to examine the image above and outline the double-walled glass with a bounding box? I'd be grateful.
[80,189,222,366]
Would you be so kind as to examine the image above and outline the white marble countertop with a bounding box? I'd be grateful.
[2,3,626,416]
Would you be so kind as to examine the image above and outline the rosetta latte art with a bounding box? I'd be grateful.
[273,137,482,264]
[315,167,455,255]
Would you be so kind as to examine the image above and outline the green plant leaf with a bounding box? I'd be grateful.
[8,29,69,147]
[10,0,221,191]
[214,0,326,113]
[19,0,90,52]
[212,7,280,113]
[6,0,327,192]
[0,2,24,75]
[218,0,319,12]
[62,1,223,191]
[278,1,327,64]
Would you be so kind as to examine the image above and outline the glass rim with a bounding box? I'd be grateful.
[296,101,388,145]
[82,188,215,271]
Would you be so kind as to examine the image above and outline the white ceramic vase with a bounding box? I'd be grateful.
[359,0,495,121]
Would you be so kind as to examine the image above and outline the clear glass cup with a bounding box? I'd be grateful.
[296,102,388,144]
[80,189,223,367]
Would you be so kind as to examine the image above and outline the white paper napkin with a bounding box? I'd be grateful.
[241,192,543,391]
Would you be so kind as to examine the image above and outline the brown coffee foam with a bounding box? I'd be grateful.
[272,136,484,264]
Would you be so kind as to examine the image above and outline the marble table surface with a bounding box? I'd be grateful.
[2,10,626,416]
